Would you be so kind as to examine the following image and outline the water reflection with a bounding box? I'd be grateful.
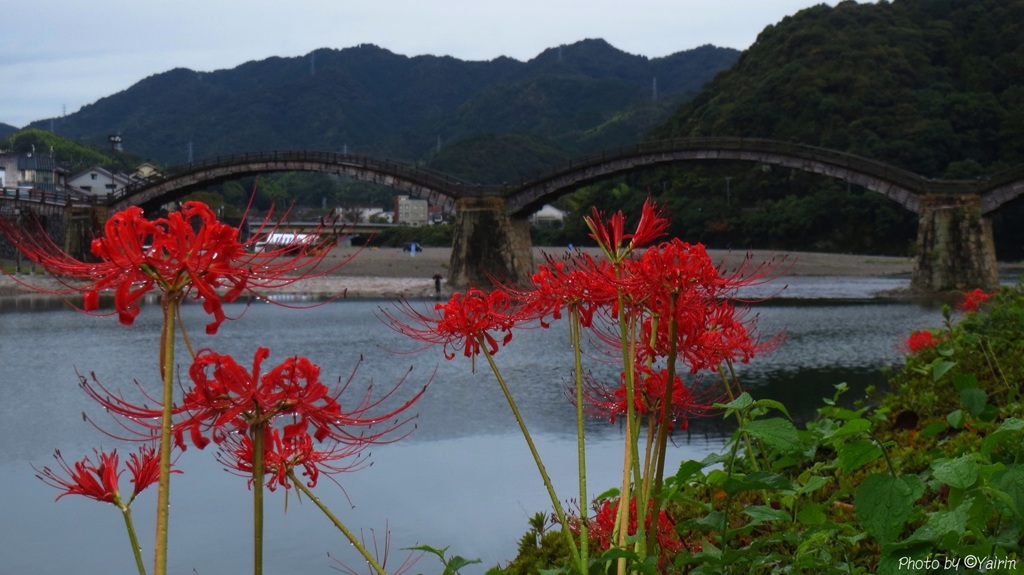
[0,279,941,574]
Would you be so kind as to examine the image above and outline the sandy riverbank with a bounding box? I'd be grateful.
[0,246,932,300]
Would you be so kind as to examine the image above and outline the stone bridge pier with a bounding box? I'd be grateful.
[448,197,535,288]
[911,194,999,293]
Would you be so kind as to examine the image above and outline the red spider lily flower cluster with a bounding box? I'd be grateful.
[34,445,170,506]
[176,348,423,487]
[958,287,993,313]
[566,496,687,567]
[904,329,941,354]
[578,367,712,430]
[628,238,774,372]
[382,288,520,362]
[0,201,352,334]
[217,428,371,491]
[585,199,671,261]
[388,197,775,399]
[78,347,424,488]
[514,251,618,328]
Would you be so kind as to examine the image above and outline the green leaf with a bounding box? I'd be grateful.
[932,360,956,381]
[855,474,921,543]
[716,392,753,411]
[745,417,802,453]
[675,459,707,483]
[951,372,978,391]
[827,418,872,443]
[797,503,827,526]
[997,468,1024,523]
[743,504,791,523]
[931,455,978,490]
[753,398,792,418]
[981,418,1024,458]
[947,409,965,429]
[923,500,970,537]
[959,387,987,418]
[837,439,883,474]
[920,421,948,439]
[722,471,791,497]
[795,474,830,495]
[442,555,483,574]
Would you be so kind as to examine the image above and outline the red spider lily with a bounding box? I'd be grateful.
[585,198,670,260]
[380,288,521,362]
[637,298,768,374]
[958,287,993,313]
[904,329,941,353]
[578,367,713,430]
[623,239,778,372]
[178,348,424,450]
[217,427,371,491]
[566,496,687,566]
[34,445,170,505]
[0,201,353,334]
[512,250,618,328]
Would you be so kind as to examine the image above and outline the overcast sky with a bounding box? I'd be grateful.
[2,0,852,129]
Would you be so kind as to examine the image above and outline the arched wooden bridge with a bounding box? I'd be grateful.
[31,138,1024,291]
[112,138,1024,216]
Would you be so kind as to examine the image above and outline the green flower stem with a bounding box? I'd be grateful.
[569,309,589,570]
[480,342,583,571]
[252,424,265,575]
[646,308,679,554]
[120,503,147,575]
[614,300,645,575]
[153,292,182,575]
[287,470,387,575]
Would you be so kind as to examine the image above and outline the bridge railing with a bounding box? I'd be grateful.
[1,186,105,208]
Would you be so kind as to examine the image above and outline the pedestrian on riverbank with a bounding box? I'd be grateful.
[433,272,443,299]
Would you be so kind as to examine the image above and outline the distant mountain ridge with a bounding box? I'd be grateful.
[32,40,739,173]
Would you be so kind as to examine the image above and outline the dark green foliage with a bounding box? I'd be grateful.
[427,133,570,184]
[2,128,148,175]
[556,0,1024,258]
[493,284,1024,573]
[369,224,453,248]
[654,0,1024,176]
[27,40,738,169]
[488,513,569,575]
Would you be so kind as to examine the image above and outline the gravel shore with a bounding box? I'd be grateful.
[1,246,923,300]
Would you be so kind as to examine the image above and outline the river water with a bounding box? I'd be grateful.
[0,276,942,574]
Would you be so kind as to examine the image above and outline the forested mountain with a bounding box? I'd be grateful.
[28,40,738,174]
[561,0,1024,258]
[0,124,16,139]
[655,0,1023,178]
[15,2,1024,259]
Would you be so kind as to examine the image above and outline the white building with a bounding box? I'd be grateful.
[67,166,134,197]
[529,204,567,227]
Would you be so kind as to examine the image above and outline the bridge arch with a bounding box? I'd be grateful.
[110,150,475,214]
[502,137,982,216]
[978,164,1024,214]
